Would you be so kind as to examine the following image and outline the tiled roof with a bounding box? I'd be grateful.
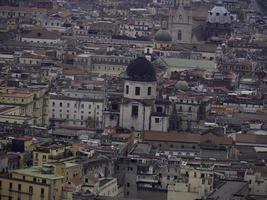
[234,133,267,145]
[144,131,233,145]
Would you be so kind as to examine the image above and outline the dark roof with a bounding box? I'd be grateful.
[125,57,156,82]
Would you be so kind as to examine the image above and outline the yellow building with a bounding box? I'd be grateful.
[0,161,82,200]
[6,18,17,31]
[0,87,49,126]
[0,105,34,125]
[167,167,214,200]
[0,166,64,200]
[19,52,44,65]
[33,144,74,166]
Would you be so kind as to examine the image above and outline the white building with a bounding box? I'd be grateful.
[119,20,152,38]
[49,89,104,128]
[41,13,71,33]
[82,176,118,197]
[75,54,132,76]
[244,169,267,196]
[114,57,169,132]
[21,29,61,45]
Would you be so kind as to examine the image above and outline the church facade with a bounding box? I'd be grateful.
[167,0,192,44]
[104,57,170,132]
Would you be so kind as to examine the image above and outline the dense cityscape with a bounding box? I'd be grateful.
[0,0,266,199]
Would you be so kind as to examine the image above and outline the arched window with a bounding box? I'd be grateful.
[125,85,129,94]
[147,87,152,95]
[29,186,33,194]
[178,30,182,41]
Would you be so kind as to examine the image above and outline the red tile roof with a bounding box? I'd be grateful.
[144,131,233,145]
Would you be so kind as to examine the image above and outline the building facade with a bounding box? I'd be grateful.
[168,0,192,44]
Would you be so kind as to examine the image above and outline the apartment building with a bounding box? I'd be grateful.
[0,87,49,126]
[49,89,104,128]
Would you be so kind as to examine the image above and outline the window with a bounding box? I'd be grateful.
[59,102,62,107]
[18,184,21,191]
[9,182,12,189]
[42,155,46,160]
[178,30,182,41]
[155,118,160,123]
[125,85,129,94]
[41,188,45,195]
[81,104,84,109]
[156,106,163,113]
[127,182,130,187]
[188,107,192,112]
[67,103,70,108]
[147,87,151,95]
[52,102,55,106]
[131,105,139,117]
[135,87,140,95]
[42,179,46,184]
[29,186,33,194]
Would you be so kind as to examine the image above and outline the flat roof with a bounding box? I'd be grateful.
[160,57,217,72]
[208,180,248,200]
[12,167,64,180]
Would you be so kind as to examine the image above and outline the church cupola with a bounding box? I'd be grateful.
[123,57,157,100]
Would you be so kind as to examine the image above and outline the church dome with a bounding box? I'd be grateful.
[125,57,156,82]
[207,3,231,24]
[154,29,172,42]
[175,80,189,91]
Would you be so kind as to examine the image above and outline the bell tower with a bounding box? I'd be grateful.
[168,0,192,44]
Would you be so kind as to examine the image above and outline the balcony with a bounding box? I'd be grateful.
[136,175,159,183]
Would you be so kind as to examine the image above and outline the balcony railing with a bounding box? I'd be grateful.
[136,175,159,183]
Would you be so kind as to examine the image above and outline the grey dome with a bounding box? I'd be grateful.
[207,3,231,24]
[155,29,172,42]
[125,57,156,82]
[175,81,189,91]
